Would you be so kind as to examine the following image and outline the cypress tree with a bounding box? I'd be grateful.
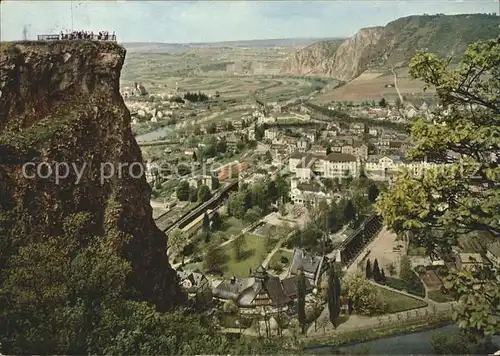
[327,264,341,328]
[365,259,373,279]
[202,212,211,243]
[297,270,307,334]
[380,268,386,283]
[373,258,381,282]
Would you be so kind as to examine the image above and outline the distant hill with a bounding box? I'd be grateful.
[281,13,500,82]
[122,38,343,53]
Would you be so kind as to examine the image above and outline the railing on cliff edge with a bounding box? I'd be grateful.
[37,34,117,42]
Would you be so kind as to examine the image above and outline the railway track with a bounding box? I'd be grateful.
[155,180,239,235]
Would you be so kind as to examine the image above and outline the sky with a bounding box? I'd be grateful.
[1,0,498,43]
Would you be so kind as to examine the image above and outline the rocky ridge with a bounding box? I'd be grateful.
[0,40,183,311]
[281,14,500,82]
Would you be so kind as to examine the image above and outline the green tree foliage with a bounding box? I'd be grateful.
[202,212,211,243]
[399,255,414,283]
[442,267,500,335]
[232,234,244,261]
[327,264,342,327]
[203,243,225,273]
[376,38,500,334]
[380,268,386,283]
[197,184,212,203]
[365,259,373,279]
[372,259,381,282]
[207,122,217,134]
[297,270,307,334]
[223,300,239,314]
[378,98,387,108]
[367,183,380,202]
[184,91,209,102]
[244,206,262,223]
[211,210,222,231]
[395,97,402,108]
[176,180,190,201]
[188,186,197,202]
[431,331,497,355]
[345,273,387,316]
[0,216,291,355]
[168,228,187,254]
[343,200,356,222]
[255,125,265,141]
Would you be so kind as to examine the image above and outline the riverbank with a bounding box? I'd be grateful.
[301,311,452,350]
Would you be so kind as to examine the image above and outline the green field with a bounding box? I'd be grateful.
[374,286,428,313]
[120,48,329,103]
[220,233,271,277]
[427,290,454,303]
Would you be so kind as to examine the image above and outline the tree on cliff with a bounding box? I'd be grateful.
[377,38,500,335]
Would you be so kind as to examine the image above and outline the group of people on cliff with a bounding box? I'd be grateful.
[59,30,115,41]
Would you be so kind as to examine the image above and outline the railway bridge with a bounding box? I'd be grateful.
[155,180,239,236]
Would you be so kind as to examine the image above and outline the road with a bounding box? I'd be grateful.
[391,67,403,104]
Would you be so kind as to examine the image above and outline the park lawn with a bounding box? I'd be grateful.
[374,286,428,313]
[428,290,455,303]
[221,233,269,277]
[220,217,245,238]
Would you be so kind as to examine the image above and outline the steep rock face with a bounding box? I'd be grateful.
[324,27,383,81]
[367,14,500,68]
[280,39,344,76]
[282,14,500,81]
[281,27,383,82]
[0,41,183,311]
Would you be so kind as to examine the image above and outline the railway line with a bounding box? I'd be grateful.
[154,180,239,235]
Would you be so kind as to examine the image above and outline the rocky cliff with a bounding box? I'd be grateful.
[0,41,183,311]
[281,13,500,81]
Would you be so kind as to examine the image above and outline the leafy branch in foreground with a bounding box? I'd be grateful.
[377,37,500,335]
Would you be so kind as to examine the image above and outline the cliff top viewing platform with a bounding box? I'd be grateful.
[37,31,116,42]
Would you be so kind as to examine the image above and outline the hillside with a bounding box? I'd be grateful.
[122,37,342,53]
[281,13,500,82]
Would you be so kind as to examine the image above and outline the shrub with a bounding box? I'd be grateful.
[280,256,289,264]
[415,265,426,274]
[435,265,448,276]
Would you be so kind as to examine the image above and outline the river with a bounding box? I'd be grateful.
[305,325,500,354]
[135,125,174,143]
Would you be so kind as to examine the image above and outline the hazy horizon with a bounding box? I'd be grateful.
[1,0,498,43]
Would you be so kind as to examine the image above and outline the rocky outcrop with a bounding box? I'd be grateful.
[281,13,500,82]
[281,27,383,82]
[280,39,345,76]
[0,40,183,311]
